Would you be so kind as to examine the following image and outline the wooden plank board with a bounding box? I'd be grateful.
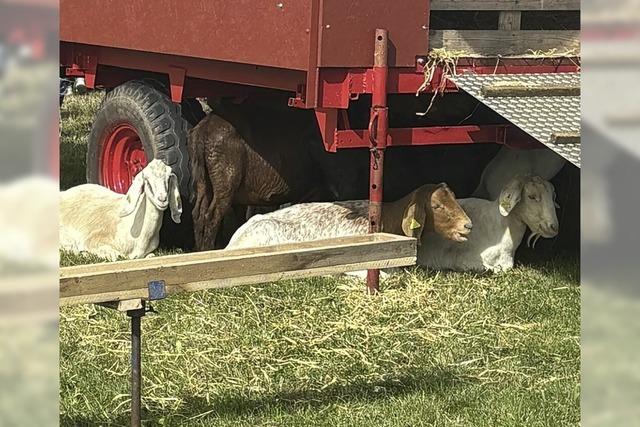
[550,132,580,145]
[60,233,417,306]
[430,0,581,11]
[481,84,580,97]
[429,30,580,57]
[499,11,521,30]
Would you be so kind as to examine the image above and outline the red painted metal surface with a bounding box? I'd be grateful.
[332,125,544,150]
[319,0,429,67]
[60,1,430,70]
[100,124,148,194]
[168,66,186,103]
[366,29,390,295]
[315,108,339,152]
[335,126,502,149]
[60,0,315,71]
[61,43,307,94]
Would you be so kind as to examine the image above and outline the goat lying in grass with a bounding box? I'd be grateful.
[226,183,472,251]
[419,175,559,272]
[60,159,181,261]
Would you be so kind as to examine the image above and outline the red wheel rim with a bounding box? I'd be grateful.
[100,123,148,193]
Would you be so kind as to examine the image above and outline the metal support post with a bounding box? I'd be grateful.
[127,302,146,427]
[367,28,389,294]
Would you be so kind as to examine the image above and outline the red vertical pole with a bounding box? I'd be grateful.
[366,29,389,294]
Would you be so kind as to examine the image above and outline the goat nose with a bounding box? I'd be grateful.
[158,194,168,202]
[549,222,558,232]
[464,222,473,230]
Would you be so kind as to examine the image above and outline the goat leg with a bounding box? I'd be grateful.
[192,189,213,250]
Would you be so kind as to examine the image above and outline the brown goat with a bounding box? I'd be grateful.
[381,183,473,243]
[187,102,331,250]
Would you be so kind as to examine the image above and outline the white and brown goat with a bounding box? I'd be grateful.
[226,183,472,249]
[419,175,560,272]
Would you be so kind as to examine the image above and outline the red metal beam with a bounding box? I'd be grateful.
[318,58,580,108]
[329,125,543,150]
[335,125,503,149]
[60,42,307,94]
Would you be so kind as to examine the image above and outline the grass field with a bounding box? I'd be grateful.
[59,92,580,426]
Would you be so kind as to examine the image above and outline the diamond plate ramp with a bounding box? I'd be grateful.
[450,72,581,167]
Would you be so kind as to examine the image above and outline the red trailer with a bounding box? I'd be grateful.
[60,0,581,291]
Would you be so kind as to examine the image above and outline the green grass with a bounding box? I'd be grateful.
[59,91,104,190]
[59,93,580,426]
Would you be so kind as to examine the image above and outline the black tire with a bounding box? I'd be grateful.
[86,80,194,194]
[87,80,205,250]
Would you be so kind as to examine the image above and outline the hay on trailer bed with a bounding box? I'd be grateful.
[415,48,468,116]
[415,47,580,117]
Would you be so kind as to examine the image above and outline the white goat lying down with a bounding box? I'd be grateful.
[473,147,566,199]
[226,183,472,250]
[419,175,559,272]
[60,159,182,261]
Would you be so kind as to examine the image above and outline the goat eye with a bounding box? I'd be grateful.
[528,195,536,201]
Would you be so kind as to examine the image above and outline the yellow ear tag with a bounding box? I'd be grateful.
[409,218,421,230]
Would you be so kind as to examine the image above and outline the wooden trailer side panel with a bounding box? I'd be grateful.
[60,0,315,71]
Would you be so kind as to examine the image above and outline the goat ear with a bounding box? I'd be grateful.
[169,173,182,223]
[499,176,525,216]
[401,192,427,242]
[120,173,145,217]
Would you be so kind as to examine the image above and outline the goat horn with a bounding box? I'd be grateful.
[527,233,536,248]
[532,234,542,249]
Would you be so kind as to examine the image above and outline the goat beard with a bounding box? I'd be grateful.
[527,232,543,249]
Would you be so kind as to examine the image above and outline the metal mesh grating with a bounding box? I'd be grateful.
[450,72,581,167]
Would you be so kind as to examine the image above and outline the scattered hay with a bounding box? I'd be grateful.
[525,48,581,70]
[526,48,580,58]
[415,48,468,117]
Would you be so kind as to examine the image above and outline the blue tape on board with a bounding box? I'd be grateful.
[147,280,167,301]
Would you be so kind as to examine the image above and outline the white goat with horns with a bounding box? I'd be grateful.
[418,175,560,272]
[60,159,181,261]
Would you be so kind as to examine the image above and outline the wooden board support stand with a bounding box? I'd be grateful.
[60,234,416,306]
[60,233,416,426]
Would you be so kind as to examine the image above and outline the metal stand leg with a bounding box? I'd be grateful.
[127,303,146,427]
[367,28,389,295]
